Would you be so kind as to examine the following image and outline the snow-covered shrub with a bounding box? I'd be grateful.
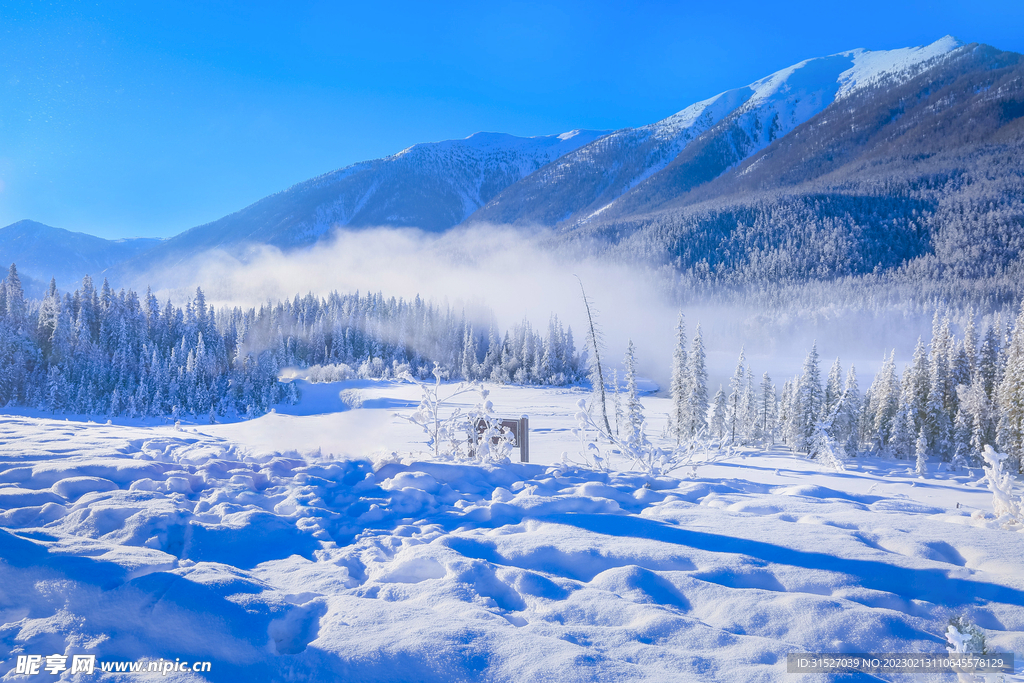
[569,398,716,476]
[340,388,364,409]
[945,615,992,683]
[811,419,846,472]
[947,615,987,655]
[397,363,515,463]
[981,445,1023,524]
[307,363,356,383]
[915,428,929,477]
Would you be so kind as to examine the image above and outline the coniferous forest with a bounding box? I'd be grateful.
[650,302,1024,474]
[0,264,583,420]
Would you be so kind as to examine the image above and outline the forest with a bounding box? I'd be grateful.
[0,264,583,419]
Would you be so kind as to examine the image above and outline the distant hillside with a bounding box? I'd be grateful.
[110,130,608,280]
[468,37,962,228]
[12,36,1024,312]
[0,220,161,291]
[558,43,1024,308]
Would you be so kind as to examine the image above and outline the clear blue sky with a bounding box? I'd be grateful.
[2,0,1022,239]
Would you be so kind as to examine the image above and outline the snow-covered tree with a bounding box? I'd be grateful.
[623,339,645,455]
[668,312,690,444]
[996,302,1024,472]
[725,348,746,445]
[869,351,899,451]
[688,323,709,436]
[792,342,823,454]
[758,372,777,445]
[709,386,727,441]
[915,427,929,476]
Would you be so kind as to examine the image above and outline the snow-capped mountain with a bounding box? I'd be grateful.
[468,36,963,227]
[0,220,162,293]
[565,41,1024,289]
[19,35,1024,295]
[110,130,608,280]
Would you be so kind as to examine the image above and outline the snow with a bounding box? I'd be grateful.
[568,36,963,228]
[2,381,1023,681]
[837,36,963,99]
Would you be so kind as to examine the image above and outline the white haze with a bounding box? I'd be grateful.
[144,225,938,392]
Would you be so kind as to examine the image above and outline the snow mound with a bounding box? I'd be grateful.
[2,411,1023,681]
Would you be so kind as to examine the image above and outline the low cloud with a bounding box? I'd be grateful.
[142,224,937,391]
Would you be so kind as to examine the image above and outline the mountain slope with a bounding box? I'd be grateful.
[468,37,963,228]
[112,130,608,278]
[564,43,1024,300]
[0,220,161,290]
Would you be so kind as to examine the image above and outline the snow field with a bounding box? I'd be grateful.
[1,380,1023,681]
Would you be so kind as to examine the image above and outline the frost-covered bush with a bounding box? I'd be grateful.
[397,363,516,463]
[945,615,992,683]
[339,388,364,409]
[307,363,356,383]
[569,398,716,476]
[811,418,847,472]
[946,615,987,655]
[981,445,1023,524]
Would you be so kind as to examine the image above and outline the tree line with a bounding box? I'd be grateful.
[0,264,584,419]
[626,305,1024,473]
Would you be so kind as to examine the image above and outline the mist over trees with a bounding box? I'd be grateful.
[4,252,1024,477]
[551,45,1024,317]
[0,265,583,419]
[657,304,1024,474]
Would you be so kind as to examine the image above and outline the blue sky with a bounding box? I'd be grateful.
[2,0,1023,239]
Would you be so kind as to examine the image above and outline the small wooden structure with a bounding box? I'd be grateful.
[475,416,530,462]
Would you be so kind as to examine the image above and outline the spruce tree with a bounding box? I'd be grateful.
[871,351,899,451]
[688,323,709,435]
[668,312,690,444]
[726,348,746,445]
[794,343,823,454]
[623,339,644,453]
[996,302,1024,472]
[915,427,929,476]
[759,372,777,445]
[709,386,727,440]
[841,366,861,456]
[824,358,843,420]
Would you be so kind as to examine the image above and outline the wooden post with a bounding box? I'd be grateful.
[519,416,529,463]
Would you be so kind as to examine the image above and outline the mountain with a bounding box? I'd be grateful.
[468,37,964,228]
[111,130,608,278]
[556,41,1024,303]
[15,35,1023,308]
[0,220,162,292]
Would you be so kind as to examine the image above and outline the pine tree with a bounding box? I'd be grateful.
[915,427,929,476]
[668,312,690,444]
[996,302,1024,472]
[688,323,709,435]
[824,358,843,420]
[759,372,777,445]
[926,355,952,460]
[709,386,727,441]
[725,348,746,445]
[742,367,758,443]
[778,379,793,444]
[5,263,26,331]
[623,339,645,453]
[871,351,899,451]
[908,338,931,436]
[576,277,612,434]
[611,368,623,437]
[889,400,915,460]
[840,366,861,456]
[979,320,1001,400]
[793,342,823,454]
